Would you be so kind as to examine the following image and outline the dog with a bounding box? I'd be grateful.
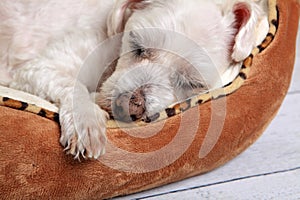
[0,0,268,159]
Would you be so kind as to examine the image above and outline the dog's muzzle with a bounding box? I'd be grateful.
[112,88,146,122]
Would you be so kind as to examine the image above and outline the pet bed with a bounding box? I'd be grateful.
[0,0,299,199]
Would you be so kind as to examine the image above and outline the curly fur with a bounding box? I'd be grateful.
[0,0,268,159]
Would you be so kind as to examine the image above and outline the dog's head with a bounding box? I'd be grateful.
[98,0,268,122]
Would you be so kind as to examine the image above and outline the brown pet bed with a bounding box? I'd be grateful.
[0,0,299,199]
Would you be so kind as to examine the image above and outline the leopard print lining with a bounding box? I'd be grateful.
[0,0,278,128]
[0,97,60,123]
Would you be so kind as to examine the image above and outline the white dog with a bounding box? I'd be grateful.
[0,0,268,159]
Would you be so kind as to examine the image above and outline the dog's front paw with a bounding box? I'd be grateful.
[59,103,108,160]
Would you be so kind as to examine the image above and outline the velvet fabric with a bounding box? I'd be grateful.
[0,0,299,199]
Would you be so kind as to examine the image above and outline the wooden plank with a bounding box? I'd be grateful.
[289,63,299,93]
[115,93,300,199]
[289,27,300,93]
[143,168,300,200]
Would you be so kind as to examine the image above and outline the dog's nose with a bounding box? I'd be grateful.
[113,88,146,122]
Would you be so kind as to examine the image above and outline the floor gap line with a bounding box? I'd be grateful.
[287,90,300,95]
[134,166,300,200]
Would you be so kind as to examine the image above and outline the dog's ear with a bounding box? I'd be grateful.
[107,0,151,37]
[230,1,267,62]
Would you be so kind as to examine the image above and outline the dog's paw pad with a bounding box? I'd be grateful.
[59,103,108,160]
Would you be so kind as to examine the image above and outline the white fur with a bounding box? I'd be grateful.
[0,0,268,159]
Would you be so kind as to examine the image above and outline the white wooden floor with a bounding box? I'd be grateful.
[115,28,300,200]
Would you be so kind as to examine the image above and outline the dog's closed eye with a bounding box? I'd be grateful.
[132,46,155,60]
[129,31,155,59]
[132,45,149,59]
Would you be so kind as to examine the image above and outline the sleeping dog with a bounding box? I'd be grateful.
[0,0,268,159]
